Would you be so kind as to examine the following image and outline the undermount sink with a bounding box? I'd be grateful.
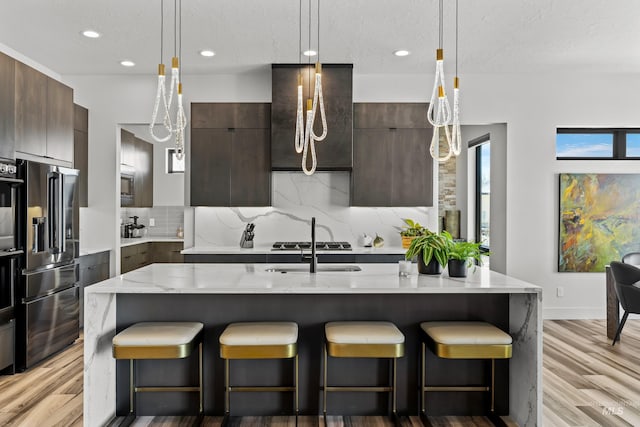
[265,265,362,273]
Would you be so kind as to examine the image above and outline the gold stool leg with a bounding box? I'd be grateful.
[129,359,135,414]
[491,359,495,412]
[199,342,203,414]
[420,342,425,414]
[295,353,299,416]
[392,358,397,415]
[323,342,328,418]
[225,358,230,415]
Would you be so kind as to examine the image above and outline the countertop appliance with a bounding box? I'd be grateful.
[0,160,23,373]
[271,241,352,251]
[15,160,79,370]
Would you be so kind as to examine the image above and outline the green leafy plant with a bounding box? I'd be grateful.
[405,230,452,267]
[400,218,426,237]
[447,239,486,267]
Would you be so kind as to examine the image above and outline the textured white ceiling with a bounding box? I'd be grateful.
[0,0,638,76]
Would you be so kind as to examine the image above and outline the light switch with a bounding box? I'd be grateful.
[149,218,155,227]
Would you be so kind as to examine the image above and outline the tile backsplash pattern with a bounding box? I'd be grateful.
[121,206,184,237]
[194,172,436,248]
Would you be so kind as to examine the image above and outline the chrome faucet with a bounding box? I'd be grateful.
[301,217,318,273]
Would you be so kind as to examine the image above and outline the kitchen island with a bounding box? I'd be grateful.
[84,263,541,426]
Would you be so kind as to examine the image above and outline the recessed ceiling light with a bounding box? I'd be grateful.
[394,50,410,57]
[82,30,101,38]
[303,50,317,57]
[120,60,135,67]
[200,50,215,57]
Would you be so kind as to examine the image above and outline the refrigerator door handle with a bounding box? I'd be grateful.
[47,171,62,254]
[58,173,65,254]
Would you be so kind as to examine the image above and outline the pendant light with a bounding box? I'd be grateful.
[149,0,186,160]
[428,0,453,162]
[295,0,327,176]
[450,0,462,156]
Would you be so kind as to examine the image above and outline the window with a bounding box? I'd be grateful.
[556,129,640,159]
[166,148,184,173]
[470,134,490,250]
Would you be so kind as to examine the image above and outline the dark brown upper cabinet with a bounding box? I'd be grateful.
[73,103,88,207]
[351,103,434,207]
[15,62,47,158]
[190,103,271,207]
[135,136,153,208]
[120,129,153,207]
[0,52,15,161]
[15,60,73,164]
[271,64,353,171]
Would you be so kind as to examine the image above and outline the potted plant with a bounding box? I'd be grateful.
[400,218,426,249]
[405,230,451,275]
[447,239,484,277]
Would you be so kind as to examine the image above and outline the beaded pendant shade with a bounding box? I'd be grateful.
[149,0,186,161]
[294,0,327,175]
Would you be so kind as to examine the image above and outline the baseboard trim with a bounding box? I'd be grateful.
[543,307,605,319]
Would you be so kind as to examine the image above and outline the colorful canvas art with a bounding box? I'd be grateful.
[559,173,640,272]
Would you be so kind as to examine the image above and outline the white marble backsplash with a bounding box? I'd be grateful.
[194,172,437,247]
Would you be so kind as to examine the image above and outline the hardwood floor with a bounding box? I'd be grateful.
[1,320,639,426]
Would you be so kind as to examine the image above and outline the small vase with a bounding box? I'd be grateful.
[401,236,415,249]
[447,259,467,277]
[418,256,442,275]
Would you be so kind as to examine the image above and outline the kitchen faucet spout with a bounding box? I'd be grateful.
[301,217,318,273]
[310,217,317,273]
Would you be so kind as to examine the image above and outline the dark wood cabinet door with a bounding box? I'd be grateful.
[190,128,232,206]
[271,64,353,170]
[74,129,88,207]
[141,139,153,207]
[46,78,73,163]
[15,62,47,157]
[350,129,392,206]
[354,103,430,129]
[74,103,88,133]
[120,129,135,167]
[390,129,433,206]
[0,52,15,161]
[134,137,153,207]
[73,104,89,207]
[230,129,271,206]
[191,103,270,129]
[151,242,184,263]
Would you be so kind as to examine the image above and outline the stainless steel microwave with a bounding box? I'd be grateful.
[120,172,134,206]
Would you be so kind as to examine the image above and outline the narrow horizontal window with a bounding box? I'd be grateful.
[556,132,613,159]
[167,148,185,173]
[626,133,640,158]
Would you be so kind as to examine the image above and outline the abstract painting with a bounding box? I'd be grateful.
[559,173,640,272]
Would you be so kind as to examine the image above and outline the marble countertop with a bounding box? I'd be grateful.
[181,244,406,255]
[79,247,112,257]
[121,237,184,247]
[86,263,541,295]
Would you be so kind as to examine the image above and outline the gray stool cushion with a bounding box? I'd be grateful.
[220,322,298,346]
[421,321,512,345]
[113,322,203,359]
[325,321,405,344]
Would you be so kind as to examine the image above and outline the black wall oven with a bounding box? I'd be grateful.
[0,160,23,373]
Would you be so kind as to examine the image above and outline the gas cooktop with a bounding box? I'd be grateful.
[271,241,352,251]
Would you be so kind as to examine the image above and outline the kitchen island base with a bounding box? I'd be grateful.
[84,264,541,427]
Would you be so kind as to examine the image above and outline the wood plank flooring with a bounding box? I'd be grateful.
[0,320,639,426]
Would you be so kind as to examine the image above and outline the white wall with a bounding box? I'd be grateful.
[457,123,508,274]
[63,68,640,318]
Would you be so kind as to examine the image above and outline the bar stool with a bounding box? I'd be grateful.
[112,322,204,424]
[419,321,512,426]
[219,322,299,423]
[322,321,405,419]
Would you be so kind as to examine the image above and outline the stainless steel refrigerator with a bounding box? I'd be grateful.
[15,160,79,370]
